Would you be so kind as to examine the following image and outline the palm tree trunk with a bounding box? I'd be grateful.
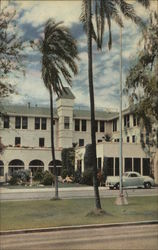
[49,87,58,199]
[87,0,101,210]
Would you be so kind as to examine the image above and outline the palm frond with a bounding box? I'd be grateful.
[41,19,78,96]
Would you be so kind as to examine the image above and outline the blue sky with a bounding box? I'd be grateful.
[2,0,156,111]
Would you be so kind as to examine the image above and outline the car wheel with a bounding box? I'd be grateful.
[144,182,151,189]
[115,183,120,190]
[109,187,114,190]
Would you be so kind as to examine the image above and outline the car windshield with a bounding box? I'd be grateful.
[123,172,129,177]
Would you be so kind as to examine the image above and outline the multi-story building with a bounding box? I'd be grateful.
[0,88,157,183]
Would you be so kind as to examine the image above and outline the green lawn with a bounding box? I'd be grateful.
[1,182,87,189]
[1,196,158,231]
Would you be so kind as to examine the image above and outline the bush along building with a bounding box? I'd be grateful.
[0,88,158,184]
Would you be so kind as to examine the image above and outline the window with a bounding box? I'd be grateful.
[125,158,132,172]
[129,173,138,178]
[113,119,117,132]
[133,114,137,126]
[95,120,98,132]
[22,117,28,129]
[132,135,135,143]
[15,137,21,146]
[35,117,40,129]
[140,133,144,144]
[0,166,4,176]
[143,158,150,175]
[134,158,141,173]
[39,138,45,147]
[115,158,119,176]
[3,116,9,128]
[100,121,104,132]
[79,139,84,146]
[104,157,114,176]
[124,114,130,128]
[41,118,47,130]
[82,120,87,131]
[97,158,102,170]
[114,138,119,142]
[127,136,130,143]
[64,116,70,129]
[15,116,21,129]
[98,139,102,143]
[75,119,80,131]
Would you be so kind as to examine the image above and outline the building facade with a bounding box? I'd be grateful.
[0,88,157,183]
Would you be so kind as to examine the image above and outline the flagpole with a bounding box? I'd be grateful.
[115,26,128,205]
[119,26,123,197]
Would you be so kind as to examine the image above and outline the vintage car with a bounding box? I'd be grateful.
[106,171,154,189]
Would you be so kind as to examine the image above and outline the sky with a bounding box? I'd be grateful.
[1,0,157,111]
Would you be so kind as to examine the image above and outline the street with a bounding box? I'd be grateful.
[0,186,158,201]
[1,224,158,250]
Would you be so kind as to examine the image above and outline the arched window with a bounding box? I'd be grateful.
[8,159,24,176]
[48,160,62,176]
[0,160,4,176]
[29,160,44,176]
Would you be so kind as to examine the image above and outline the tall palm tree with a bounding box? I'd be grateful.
[80,0,150,210]
[40,19,78,199]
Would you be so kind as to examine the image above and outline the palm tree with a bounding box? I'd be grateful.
[80,0,150,210]
[40,19,78,199]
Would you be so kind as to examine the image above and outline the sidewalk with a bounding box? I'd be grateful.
[1,220,158,235]
[0,186,108,193]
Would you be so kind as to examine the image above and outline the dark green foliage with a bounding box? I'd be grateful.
[126,12,158,153]
[61,148,75,177]
[9,176,18,185]
[84,144,93,170]
[41,171,54,186]
[61,169,68,179]
[9,170,30,185]
[0,8,24,97]
[73,170,82,183]
[80,169,93,186]
[33,168,44,181]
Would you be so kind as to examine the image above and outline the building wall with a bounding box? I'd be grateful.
[0,92,157,182]
[75,142,151,177]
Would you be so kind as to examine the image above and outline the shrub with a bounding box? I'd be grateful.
[73,169,82,183]
[9,169,30,185]
[41,171,54,186]
[9,176,18,185]
[61,169,68,179]
[33,168,44,181]
[80,169,93,186]
[61,148,75,176]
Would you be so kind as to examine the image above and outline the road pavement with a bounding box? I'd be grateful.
[1,224,158,250]
[0,186,158,201]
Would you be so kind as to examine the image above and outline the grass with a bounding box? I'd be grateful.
[0,182,87,189]
[0,196,158,231]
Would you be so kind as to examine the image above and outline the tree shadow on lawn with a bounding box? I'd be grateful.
[86,209,113,217]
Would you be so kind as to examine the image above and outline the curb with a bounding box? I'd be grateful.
[1,220,158,236]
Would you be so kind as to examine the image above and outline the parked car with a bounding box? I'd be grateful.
[106,171,154,190]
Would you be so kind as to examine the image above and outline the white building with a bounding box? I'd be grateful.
[0,88,157,183]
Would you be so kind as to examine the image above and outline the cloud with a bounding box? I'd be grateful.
[3,0,153,112]
[18,0,82,28]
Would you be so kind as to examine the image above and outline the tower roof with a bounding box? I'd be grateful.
[56,87,75,100]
